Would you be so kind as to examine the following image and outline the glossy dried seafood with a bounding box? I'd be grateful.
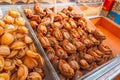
[37,33,51,48]
[1,33,14,45]
[54,14,63,21]
[33,68,45,78]
[51,22,62,29]
[18,64,28,80]
[77,27,87,37]
[4,15,14,24]
[11,41,26,49]
[70,29,80,38]
[0,27,4,36]
[64,22,72,30]
[68,60,80,70]
[88,49,101,61]
[99,45,112,55]
[11,72,18,80]
[24,7,33,19]
[84,54,94,63]
[0,20,5,27]
[54,45,68,59]
[47,36,58,46]
[18,26,28,34]
[16,49,26,58]
[62,29,71,41]
[24,4,114,79]
[72,38,86,51]
[72,70,83,80]
[4,59,15,71]
[29,43,37,52]
[37,24,47,34]
[62,39,76,54]
[8,9,20,18]
[69,18,77,29]
[26,50,44,66]
[0,73,10,80]
[88,34,100,46]
[77,17,87,27]
[46,47,55,60]
[0,8,45,80]
[15,17,25,26]
[80,37,93,48]
[58,12,68,19]
[30,15,41,24]
[27,72,42,80]
[79,59,90,70]
[5,24,17,33]
[0,45,10,56]
[93,29,106,40]
[24,35,33,44]
[93,47,104,56]
[23,56,38,69]
[58,60,74,78]
[34,3,44,16]
[14,58,23,66]
[0,56,4,72]
[29,20,38,30]
[52,28,63,41]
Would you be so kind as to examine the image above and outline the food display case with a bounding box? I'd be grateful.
[0,1,120,80]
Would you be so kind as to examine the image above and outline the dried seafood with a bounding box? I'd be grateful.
[24,3,114,79]
[0,8,45,80]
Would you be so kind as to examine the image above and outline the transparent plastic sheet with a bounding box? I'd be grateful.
[76,2,103,18]
[0,5,59,80]
[20,4,119,80]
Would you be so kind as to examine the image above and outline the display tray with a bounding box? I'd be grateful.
[90,16,120,55]
[0,6,59,80]
[20,4,118,80]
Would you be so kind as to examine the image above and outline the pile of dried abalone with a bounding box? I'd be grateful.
[24,3,114,79]
[0,8,44,80]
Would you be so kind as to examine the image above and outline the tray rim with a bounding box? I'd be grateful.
[89,16,120,28]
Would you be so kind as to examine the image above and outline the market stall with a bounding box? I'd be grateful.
[0,0,120,80]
